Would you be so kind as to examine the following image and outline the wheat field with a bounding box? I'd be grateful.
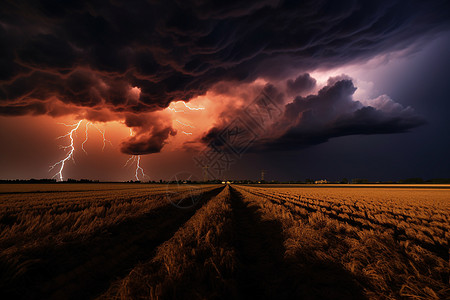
[0,183,449,299]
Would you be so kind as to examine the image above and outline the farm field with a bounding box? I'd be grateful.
[0,183,222,299]
[1,184,449,299]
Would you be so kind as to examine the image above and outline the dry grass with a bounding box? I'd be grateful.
[1,183,448,299]
[235,185,450,299]
[0,184,220,298]
[0,184,215,250]
[243,186,449,256]
[101,185,236,299]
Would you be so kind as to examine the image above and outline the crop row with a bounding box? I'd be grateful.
[101,186,235,299]
[237,186,449,259]
[233,186,449,299]
[0,185,218,254]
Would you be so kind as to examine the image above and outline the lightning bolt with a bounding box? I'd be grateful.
[181,102,205,111]
[124,155,148,181]
[91,124,112,151]
[125,128,149,181]
[168,101,204,135]
[81,122,112,153]
[81,121,91,154]
[49,120,83,181]
[168,107,183,113]
[135,155,146,181]
[168,101,205,113]
[175,119,195,128]
[124,153,135,167]
[174,119,195,135]
[50,120,112,181]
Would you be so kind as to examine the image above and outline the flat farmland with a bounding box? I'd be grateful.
[232,185,450,299]
[0,183,223,299]
[1,184,449,299]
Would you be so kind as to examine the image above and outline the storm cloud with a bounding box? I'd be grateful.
[286,73,317,96]
[261,79,426,150]
[1,0,449,115]
[201,77,425,151]
[120,113,176,155]
[0,0,447,155]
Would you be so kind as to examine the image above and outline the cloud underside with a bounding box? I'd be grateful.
[202,79,426,151]
[260,102,426,151]
[0,0,446,153]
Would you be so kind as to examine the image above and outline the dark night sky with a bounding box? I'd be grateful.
[0,0,449,181]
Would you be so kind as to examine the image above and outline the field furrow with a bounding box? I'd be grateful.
[240,186,450,260]
[229,186,288,299]
[0,185,223,299]
[101,185,235,299]
[231,186,367,299]
[1,183,449,299]
[234,185,450,299]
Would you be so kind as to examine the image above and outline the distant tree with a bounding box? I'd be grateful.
[398,178,424,184]
[426,178,450,184]
[340,178,349,184]
[352,178,369,184]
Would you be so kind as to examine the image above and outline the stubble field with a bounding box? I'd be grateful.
[0,183,449,299]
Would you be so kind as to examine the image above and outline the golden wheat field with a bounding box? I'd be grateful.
[0,183,449,299]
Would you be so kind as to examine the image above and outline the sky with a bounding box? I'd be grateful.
[0,0,449,182]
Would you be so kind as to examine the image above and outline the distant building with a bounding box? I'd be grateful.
[314,179,327,184]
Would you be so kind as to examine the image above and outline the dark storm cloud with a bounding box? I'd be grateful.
[286,73,316,96]
[259,79,426,150]
[120,128,175,155]
[0,0,447,156]
[1,0,449,117]
[120,113,177,155]
[0,101,47,116]
[201,78,425,151]
[200,81,285,147]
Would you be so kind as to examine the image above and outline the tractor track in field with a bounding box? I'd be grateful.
[2,186,224,300]
[229,186,288,299]
[247,189,450,261]
[230,186,367,300]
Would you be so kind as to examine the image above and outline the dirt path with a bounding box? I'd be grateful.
[3,186,224,299]
[230,186,288,299]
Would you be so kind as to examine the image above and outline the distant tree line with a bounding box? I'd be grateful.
[0,179,57,184]
[66,179,100,183]
[1,178,449,184]
[0,178,100,184]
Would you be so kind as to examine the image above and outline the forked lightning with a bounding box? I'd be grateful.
[50,120,112,181]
